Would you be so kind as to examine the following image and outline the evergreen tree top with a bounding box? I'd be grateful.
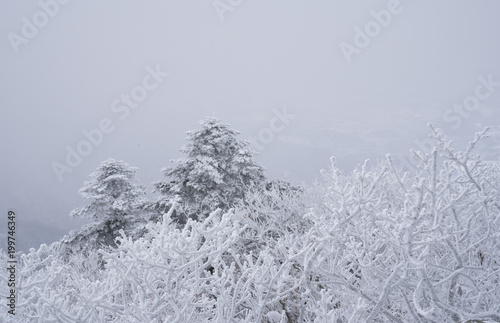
[155,116,266,219]
[181,117,252,159]
[71,158,146,220]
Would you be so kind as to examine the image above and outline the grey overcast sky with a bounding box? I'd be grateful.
[1,0,500,251]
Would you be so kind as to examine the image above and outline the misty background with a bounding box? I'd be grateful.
[1,0,500,252]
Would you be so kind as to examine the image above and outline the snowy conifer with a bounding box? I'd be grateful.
[154,117,266,221]
[63,158,147,253]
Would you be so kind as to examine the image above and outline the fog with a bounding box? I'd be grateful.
[1,0,500,251]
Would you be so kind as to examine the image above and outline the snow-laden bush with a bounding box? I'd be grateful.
[234,179,310,254]
[95,202,310,322]
[302,127,500,322]
[1,243,109,322]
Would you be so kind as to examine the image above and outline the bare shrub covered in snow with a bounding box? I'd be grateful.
[301,127,500,322]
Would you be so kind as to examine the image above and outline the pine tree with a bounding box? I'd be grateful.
[62,158,147,253]
[154,117,266,222]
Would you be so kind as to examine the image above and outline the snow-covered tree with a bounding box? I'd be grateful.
[62,158,148,253]
[154,117,266,222]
